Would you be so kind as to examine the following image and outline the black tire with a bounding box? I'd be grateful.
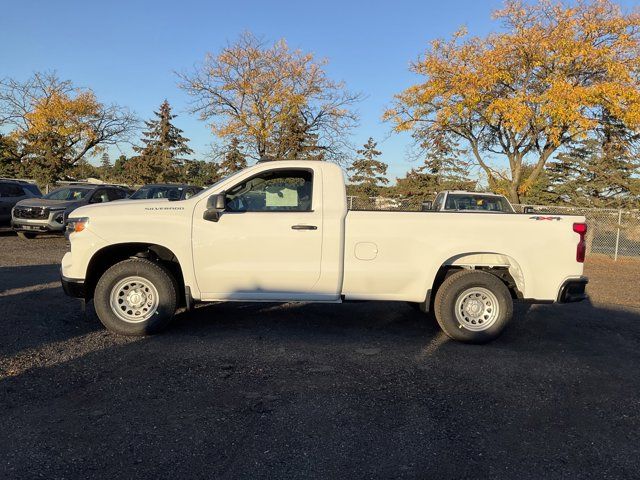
[17,231,36,239]
[94,258,177,336]
[433,270,513,344]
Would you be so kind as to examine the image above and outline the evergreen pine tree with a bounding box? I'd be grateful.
[420,145,472,187]
[130,100,193,183]
[112,154,129,183]
[393,168,475,201]
[71,158,99,180]
[0,134,22,177]
[99,152,112,181]
[546,113,640,207]
[347,138,389,196]
[218,138,247,175]
[100,152,111,169]
[182,159,221,186]
[274,113,324,160]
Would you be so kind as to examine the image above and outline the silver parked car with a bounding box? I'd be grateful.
[12,184,129,239]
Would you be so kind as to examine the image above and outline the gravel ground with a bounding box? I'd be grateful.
[583,254,640,308]
[1,233,639,479]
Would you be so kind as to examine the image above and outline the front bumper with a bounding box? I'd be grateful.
[12,215,66,233]
[61,272,85,298]
[557,277,589,303]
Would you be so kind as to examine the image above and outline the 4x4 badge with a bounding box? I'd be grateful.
[529,216,561,221]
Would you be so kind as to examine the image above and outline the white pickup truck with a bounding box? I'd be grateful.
[61,160,588,343]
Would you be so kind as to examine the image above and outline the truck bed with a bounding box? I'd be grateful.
[342,210,585,302]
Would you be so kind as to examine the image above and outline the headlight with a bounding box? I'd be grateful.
[66,217,89,234]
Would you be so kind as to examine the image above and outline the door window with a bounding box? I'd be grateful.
[225,169,313,212]
[0,183,25,197]
[107,188,127,201]
[91,189,110,203]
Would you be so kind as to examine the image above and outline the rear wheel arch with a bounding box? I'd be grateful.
[425,252,526,311]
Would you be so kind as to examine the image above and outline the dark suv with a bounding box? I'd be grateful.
[0,179,42,228]
[12,184,129,239]
[129,184,203,201]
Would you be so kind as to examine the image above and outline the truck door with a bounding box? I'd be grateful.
[192,167,325,300]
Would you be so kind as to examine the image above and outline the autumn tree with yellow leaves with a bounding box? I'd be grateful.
[385,0,640,202]
[179,32,360,164]
[0,72,137,184]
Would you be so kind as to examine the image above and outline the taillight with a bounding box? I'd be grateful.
[573,223,587,263]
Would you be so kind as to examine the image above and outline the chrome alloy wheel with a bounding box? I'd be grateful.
[454,287,500,331]
[109,276,159,323]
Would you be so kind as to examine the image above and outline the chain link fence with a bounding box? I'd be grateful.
[347,196,640,260]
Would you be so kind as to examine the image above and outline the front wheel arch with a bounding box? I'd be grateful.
[84,243,185,302]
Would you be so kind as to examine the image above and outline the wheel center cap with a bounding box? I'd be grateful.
[127,290,145,307]
[465,299,483,316]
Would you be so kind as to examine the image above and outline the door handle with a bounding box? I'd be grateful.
[291,225,318,230]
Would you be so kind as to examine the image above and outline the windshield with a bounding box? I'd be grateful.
[131,186,183,200]
[192,172,243,197]
[444,194,513,212]
[23,184,42,196]
[44,188,91,201]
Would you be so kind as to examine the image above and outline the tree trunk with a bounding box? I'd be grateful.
[506,184,520,204]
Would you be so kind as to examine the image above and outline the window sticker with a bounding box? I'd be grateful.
[265,185,298,207]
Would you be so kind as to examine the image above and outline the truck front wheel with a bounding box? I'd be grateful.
[433,270,513,344]
[94,258,177,336]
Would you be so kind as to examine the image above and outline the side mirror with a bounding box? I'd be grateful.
[523,206,534,214]
[203,193,226,222]
[421,201,433,212]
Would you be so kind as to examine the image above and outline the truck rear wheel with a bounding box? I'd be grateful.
[94,258,177,336]
[433,270,513,344]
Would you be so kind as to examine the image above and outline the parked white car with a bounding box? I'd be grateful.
[61,161,588,343]
[426,190,515,213]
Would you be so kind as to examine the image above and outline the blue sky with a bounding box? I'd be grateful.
[2,0,637,181]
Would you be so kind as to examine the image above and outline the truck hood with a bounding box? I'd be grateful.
[15,198,81,210]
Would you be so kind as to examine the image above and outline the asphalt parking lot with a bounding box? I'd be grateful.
[1,234,639,479]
